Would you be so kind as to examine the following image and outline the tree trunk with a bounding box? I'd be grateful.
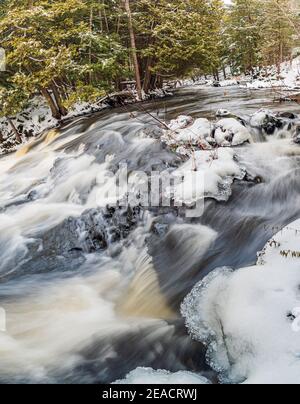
[122,0,143,101]
[102,0,109,32]
[6,117,21,143]
[143,57,153,93]
[41,88,62,120]
[51,82,68,116]
[89,7,93,84]
[156,74,163,89]
[222,65,227,80]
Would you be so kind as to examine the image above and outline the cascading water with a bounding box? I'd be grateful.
[1,86,300,384]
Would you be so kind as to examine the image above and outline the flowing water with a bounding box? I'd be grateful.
[1,86,300,384]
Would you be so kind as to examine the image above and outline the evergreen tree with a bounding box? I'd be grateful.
[0,0,127,119]
[226,0,262,74]
[260,0,297,72]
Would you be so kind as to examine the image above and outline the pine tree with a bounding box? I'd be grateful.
[132,0,224,86]
[260,0,297,72]
[225,0,262,74]
[0,0,128,119]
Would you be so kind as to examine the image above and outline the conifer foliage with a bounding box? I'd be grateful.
[0,0,299,121]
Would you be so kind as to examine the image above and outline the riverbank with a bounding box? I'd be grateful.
[0,88,171,156]
[2,56,300,157]
[181,57,300,91]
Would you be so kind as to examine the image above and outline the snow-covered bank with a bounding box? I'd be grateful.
[0,96,106,156]
[182,219,300,384]
[243,58,300,90]
[180,57,300,91]
[0,89,172,156]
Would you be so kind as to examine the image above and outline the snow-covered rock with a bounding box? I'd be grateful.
[216,109,232,118]
[168,148,244,204]
[214,118,252,146]
[175,118,212,144]
[164,116,252,149]
[168,115,194,131]
[249,109,297,138]
[182,219,300,384]
[113,367,211,384]
[250,109,274,127]
[163,118,213,148]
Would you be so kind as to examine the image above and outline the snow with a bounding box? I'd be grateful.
[172,118,212,145]
[242,58,300,90]
[168,115,194,131]
[163,116,252,149]
[0,96,105,156]
[214,118,252,146]
[182,219,300,384]
[179,57,300,91]
[249,109,274,127]
[169,148,244,204]
[113,367,211,384]
[216,109,232,118]
[219,79,238,87]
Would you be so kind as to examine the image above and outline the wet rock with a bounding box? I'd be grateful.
[277,112,298,120]
[214,118,252,146]
[294,134,300,144]
[250,109,284,135]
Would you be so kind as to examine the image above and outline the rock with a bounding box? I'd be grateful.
[294,134,300,144]
[216,109,232,118]
[250,109,274,127]
[168,115,193,131]
[250,109,284,135]
[214,118,252,146]
[277,112,298,120]
[164,118,213,148]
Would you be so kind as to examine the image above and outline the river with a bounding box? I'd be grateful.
[0,86,300,383]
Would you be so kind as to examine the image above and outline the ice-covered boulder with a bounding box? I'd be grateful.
[250,109,275,127]
[250,109,285,135]
[176,118,212,144]
[163,118,213,148]
[169,148,244,204]
[182,219,300,384]
[214,118,252,146]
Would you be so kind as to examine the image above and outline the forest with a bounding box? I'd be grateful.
[0,0,299,122]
